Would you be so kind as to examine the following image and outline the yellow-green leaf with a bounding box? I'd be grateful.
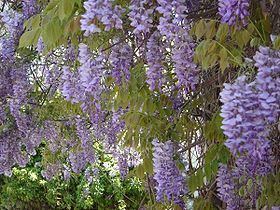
[206,20,216,39]
[58,0,75,21]
[219,48,229,71]
[195,20,206,40]
[19,28,41,48]
[216,23,229,42]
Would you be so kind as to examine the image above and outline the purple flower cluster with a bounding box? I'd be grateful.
[218,0,250,26]
[128,0,154,36]
[0,3,42,175]
[109,41,133,85]
[156,0,187,39]
[36,37,44,53]
[220,76,269,157]
[0,130,27,176]
[172,30,199,93]
[105,109,125,146]
[80,0,124,36]
[217,153,274,209]
[9,66,31,135]
[217,165,243,210]
[78,43,105,100]
[218,47,280,209]
[117,152,129,179]
[41,161,62,181]
[22,0,38,19]
[0,10,23,61]
[68,149,88,174]
[254,46,280,123]
[43,121,61,153]
[146,31,166,91]
[61,44,107,141]
[152,139,187,209]
[75,117,95,164]
[116,147,142,179]
[65,45,76,63]
[61,66,83,103]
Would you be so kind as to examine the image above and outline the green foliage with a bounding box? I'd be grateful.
[9,0,280,209]
[258,172,280,208]
[193,197,216,210]
[204,113,225,143]
[20,0,82,50]
[191,19,271,71]
[0,155,146,210]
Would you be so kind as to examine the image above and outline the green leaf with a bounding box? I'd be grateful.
[216,23,229,42]
[204,113,224,143]
[24,15,41,30]
[189,174,198,193]
[235,30,251,48]
[205,20,216,39]
[219,47,229,71]
[247,179,253,189]
[189,168,204,193]
[19,28,41,48]
[58,0,75,21]
[273,36,280,50]
[45,0,60,12]
[42,17,63,49]
[250,37,261,47]
[195,20,206,40]
[239,186,245,196]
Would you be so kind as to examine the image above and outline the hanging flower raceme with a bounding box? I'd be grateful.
[22,0,38,19]
[218,0,250,26]
[172,29,199,93]
[146,31,166,91]
[109,41,133,85]
[220,76,269,158]
[78,43,105,100]
[152,139,187,209]
[75,116,95,164]
[80,0,124,36]
[217,164,244,210]
[128,0,154,36]
[156,0,194,39]
[218,46,279,209]
[254,46,280,123]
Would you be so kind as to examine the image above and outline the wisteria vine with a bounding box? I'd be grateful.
[0,0,279,209]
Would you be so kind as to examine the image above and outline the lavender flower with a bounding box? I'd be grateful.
[152,139,187,209]
[0,10,23,61]
[117,153,129,179]
[128,0,154,36]
[36,37,44,53]
[22,0,38,19]
[109,41,133,84]
[217,165,243,210]
[156,0,188,39]
[80,0,124,36]
[220,76,269,158]
[146,31,166,91]
[218,47,279,209]
[43,121,61,153]
[172,29,199,93]
[41,161,62,180]
[61,66,84,103]
[69,150,88,174]
[75,116,95,164]
[253,46,280,123]
[78,43,105,100]
[218,0,250,26]
[63,168,71,181]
